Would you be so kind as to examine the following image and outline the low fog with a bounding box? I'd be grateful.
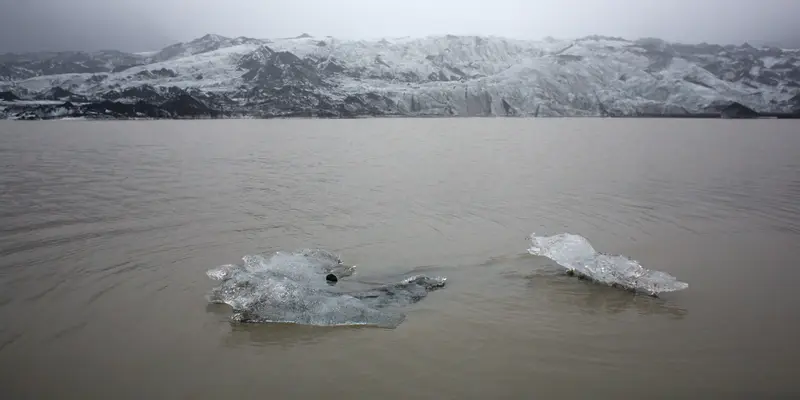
[1,0,799,52]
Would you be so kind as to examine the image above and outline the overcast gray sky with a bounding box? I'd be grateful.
[1,0,799,53]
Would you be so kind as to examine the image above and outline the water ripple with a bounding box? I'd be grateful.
[0,120,798,398]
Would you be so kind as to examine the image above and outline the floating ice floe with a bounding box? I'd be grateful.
[528,233,688,296]
[206,248,446,328]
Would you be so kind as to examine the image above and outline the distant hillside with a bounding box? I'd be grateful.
[1,33,798,119]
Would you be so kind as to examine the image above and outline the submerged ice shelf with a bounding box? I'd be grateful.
[528,233,689,296]
[206,249,446,328]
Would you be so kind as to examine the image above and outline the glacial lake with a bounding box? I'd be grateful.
[1,118,798,399]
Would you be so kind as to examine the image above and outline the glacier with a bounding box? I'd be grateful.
[1,33,799,119]
[206,248,446,328]
[528,233,688,296]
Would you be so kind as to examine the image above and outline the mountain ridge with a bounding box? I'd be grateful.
[1,33,799,120]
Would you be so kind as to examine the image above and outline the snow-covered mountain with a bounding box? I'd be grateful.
[1,33,799,119]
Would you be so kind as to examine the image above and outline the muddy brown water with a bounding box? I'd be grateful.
[1,119,799,399]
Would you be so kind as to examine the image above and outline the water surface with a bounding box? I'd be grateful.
[1,119,799,399]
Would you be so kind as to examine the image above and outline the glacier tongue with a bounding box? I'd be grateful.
[527,233,689,296]
[206,249,446,328]
[2,33,799,119]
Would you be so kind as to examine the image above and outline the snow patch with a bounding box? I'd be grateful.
[2,34,799,117]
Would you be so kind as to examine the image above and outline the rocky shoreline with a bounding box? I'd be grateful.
[4,98,797,120]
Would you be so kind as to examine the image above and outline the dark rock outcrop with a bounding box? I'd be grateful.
[720,102,760,119]
[160,94,217,117]
[48,87,73,100]
[0,50,143,80]
[44,87,88,102]
[1,64,36,81]
[147,34,263,63]
[1,98,222,120]
[789,94,800,110]
[238,46,323,88]
[83,100,161,118]
[321,60,345,74]
[102,85,165,102]
[0,91,19,101]
[501,98,518,116]
[134,68,178,80]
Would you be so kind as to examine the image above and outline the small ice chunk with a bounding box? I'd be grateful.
[206,248,445,328]
[528,233,688,296]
